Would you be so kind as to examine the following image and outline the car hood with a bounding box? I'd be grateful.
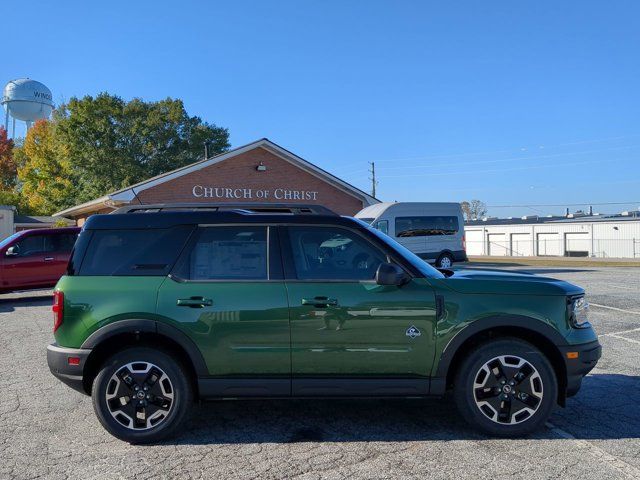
[441,268,584,296]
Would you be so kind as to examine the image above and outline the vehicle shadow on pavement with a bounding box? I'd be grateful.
[170,373,639,445]
[0,294,51,313]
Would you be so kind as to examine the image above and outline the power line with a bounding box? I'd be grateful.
[374,144,639,172]
[333,133,640,169]
[381,158,610,178]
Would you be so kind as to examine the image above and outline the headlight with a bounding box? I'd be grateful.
[568,295,590,328]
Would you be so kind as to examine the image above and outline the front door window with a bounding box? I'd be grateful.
[287,226,386,281]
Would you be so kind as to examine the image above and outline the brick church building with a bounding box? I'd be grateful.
[56,138,379,224]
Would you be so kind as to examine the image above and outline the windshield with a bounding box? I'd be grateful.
[0,232,23,249]
[358,217,374,224]
[350,217,445,279]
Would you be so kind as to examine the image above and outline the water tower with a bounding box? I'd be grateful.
[2,78,54,138]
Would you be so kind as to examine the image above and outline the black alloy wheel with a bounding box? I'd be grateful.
[454,338,557,436]
[92,347,192,443]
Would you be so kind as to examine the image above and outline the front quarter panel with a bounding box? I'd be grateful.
[427,278,577,376]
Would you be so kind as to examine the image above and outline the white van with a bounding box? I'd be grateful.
[355,202,467,268]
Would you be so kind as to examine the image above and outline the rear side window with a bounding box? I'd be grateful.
[39,232,78,254]
[395,216,459,237]
[53,233,78,253]
[173,226,268,281]
[78,226,194,276]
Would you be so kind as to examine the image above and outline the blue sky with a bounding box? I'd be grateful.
[3,1,639,217]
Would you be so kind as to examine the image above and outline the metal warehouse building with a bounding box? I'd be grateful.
[465,212,640,259]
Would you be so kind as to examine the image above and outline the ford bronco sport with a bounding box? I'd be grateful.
[47,204,601,443]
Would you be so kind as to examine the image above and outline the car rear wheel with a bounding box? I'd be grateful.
[436,252,454,268]
[453,338,557,436]
[92,347,193,444]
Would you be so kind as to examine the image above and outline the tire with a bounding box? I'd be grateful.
[92,347,193,444]
[453,338,557,437]
[436,253,454,269]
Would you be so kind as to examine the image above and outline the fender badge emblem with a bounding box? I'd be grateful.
[406,325,421,338]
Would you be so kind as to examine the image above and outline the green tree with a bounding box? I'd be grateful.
[15,120,77,215]
[55,93,229,203]
[0,127,17,189]
[0,189,33,215]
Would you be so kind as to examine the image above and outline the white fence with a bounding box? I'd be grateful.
[467,238,640,258]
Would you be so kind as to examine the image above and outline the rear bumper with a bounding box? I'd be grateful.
[47,343,91,395]
[453,250,468,262]
[560,339,601,398]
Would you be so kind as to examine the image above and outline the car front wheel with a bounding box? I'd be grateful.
[92,347,193,444]
[454,338,557,436]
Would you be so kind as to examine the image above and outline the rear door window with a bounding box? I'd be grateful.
[173,226,268,281]
[42,232,77,253]
[78,226,194,276]
[52,233,78,253]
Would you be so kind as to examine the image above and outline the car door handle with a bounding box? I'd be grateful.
[176,297,213,308]
[44,257,55,262]
[301,296,338,308]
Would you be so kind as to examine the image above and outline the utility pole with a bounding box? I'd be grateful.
[369,161,378,198]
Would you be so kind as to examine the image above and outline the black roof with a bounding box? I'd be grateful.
[84,208,356,230]
[111,203,337,216]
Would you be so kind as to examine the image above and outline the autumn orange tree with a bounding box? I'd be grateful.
[0,127,17,189]
[15,120,76,214]
[0,126,32,212]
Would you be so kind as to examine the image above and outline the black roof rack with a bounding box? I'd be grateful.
[111,203,338,216]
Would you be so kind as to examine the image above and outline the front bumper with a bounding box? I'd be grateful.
[47,343,92,395]
[559,339,601,398]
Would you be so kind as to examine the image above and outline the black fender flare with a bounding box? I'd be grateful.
[432,314,568,391]
[81,319,209,376]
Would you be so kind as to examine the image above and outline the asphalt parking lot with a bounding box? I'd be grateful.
[1,266,639,479]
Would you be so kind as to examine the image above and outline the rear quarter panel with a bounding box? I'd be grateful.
[53,276,165,348]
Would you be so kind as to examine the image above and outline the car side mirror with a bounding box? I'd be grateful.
[375,262,408,286]
[5,246,18,257]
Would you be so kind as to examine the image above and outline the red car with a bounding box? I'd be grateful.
[0,227,80,293]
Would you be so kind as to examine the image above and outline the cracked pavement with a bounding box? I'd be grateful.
[0,266,639,479]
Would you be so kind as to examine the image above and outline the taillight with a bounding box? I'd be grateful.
[462,234,467,251]
[53,291,64,332]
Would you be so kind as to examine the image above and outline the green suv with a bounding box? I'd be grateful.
[47,204,601,443]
